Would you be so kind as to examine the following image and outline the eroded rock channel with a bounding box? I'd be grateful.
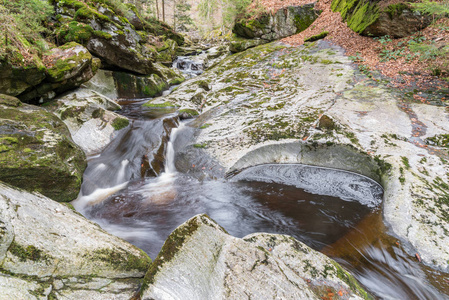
[70,45,449,298]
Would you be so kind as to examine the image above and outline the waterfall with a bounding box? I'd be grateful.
[164,122,185,174]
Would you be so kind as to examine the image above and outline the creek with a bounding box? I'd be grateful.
[73,56,449,299]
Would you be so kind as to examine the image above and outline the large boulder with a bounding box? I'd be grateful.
[21,42,99,104]
[331,0,431,37]
[0,42,99,104]
[0,182,151,299]
[233,4,321,41]
[53,0,183,74]
[0,58,46,97]
[142,214,370,299]
[83,66,185,100]
[45,89,128,155]
[0,94,86,202]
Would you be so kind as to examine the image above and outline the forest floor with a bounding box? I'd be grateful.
[254,0,449,101]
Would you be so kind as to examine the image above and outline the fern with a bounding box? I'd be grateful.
[411,0,449,18]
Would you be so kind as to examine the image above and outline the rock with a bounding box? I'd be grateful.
[0,94,22,107]
[17,43,99,104]
[83,66,184,100]
[142,214,370,299]
[0,59,46,97]
[0,97,86,202]
[81,69,118,100]
[146,40,449,271]
[331,0,431,37]
[229,36,268,53]
[44,42,93,83]
[318,114,336,131]
[45,89,127,155]
[0,182,151,298]
[53,0,183,74]
[233,4,321,41]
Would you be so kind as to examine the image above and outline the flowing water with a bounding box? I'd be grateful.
[73,58,449,299]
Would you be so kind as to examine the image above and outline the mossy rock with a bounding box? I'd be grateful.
[229,36,268,53]
[0,94,22,107]
[331,0,431,37]
[112,72,168,98]
[304,31,329,42]
[53,0,183,75]
[0,103,87,202]
[233,4,320,41]
[44,42,93,83]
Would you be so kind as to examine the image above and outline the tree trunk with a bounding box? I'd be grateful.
[162,0,165,22]
[173,0,176,29]
[156,0,159,20]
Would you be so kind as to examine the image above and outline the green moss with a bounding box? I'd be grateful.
[169,77,185,85]
[0,95,22,107]
[193,143,207,148]
[304,31,329,42]
[196,80,211,91]
[385,3,409,18]
[331,0,380,34]
[74,6,110,22]
[56,21,93,44]
[143,102,177,108]
[293,8,320,33]
[93,30,113,40]
[111,117,129,130]
[143,216,208,289]
[426,134,449,148]
[178,109,199,117]
[200,123,212,129]
[88,248,151,272]
[267,102,285,111]
[401,156,410,169]
[331,261,373,299]
[8,241,50,262]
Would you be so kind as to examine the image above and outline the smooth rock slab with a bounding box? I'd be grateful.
[0,182,151,299]
[142,214,370,299]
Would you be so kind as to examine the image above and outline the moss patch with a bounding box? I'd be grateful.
[142,216,204,289]
[111,117,129,130]
[304,31,329,42]
[87,247,151,272]
[8,241,50,262]
[331,0,380,34]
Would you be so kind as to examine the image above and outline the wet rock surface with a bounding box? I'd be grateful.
[149,40,449,272]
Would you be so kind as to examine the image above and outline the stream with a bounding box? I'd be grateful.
[73,57,449,299]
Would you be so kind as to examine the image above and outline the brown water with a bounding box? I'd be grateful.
[73,99,449,299]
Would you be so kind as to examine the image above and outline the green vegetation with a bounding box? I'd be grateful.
[373,33,449,77]
[331,0,379,33]
[0,0,53,64]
